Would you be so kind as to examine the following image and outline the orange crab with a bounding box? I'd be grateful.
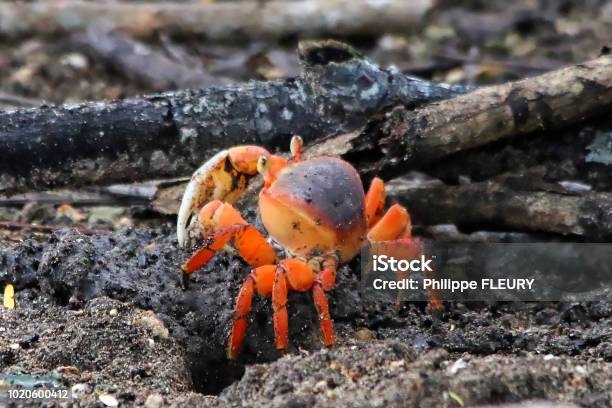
[177,136,439,359]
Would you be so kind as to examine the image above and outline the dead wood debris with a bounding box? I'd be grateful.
[74,27,229,91]
[0,0,432,41]
[0,40,465,196]
[339,53,612,180]
[0,220,111,236]
[388,178,612,240]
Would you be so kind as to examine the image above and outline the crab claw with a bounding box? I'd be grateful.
[177,146,271,247]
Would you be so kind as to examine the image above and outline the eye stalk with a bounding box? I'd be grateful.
[257,155,270,175]
[290,135,303,161]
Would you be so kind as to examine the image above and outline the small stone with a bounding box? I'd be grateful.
[71,383,91,398]
[314,380,327,392]
[130,367,147,378]
[116,217,134,228]
[9,343,19,350]
[148,338,155,347]
[56,365,80,377]
[144,242,158,251]
[61,53,88,70]
[145,393,164,408]
[138,254,147,268]
[56,204,86,223]
[18,333,39,349]
[389,360,405,368]
[109,308,118,316]
[88,207,125,225]
[98,393,118,407]
[448,358,467,375]
[133,310,169,338]
[355,328,375,341]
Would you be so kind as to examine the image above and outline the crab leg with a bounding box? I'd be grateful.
[181,201,276,277]
[313,282,335,346]
[227,265,276,359]
[181,225,241,273]
[367,204,442,310]
[272,264,289,352]
[318,255,338,291]
[367,204,411,242]
[365,177,386,228]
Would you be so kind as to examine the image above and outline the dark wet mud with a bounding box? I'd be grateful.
[1,225,610,407]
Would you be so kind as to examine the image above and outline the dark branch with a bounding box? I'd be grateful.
[0,40,466,196]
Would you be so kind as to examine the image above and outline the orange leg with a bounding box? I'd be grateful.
[367,203,411,242]
[367,204,442,311]
[228,256,337,358]
[283,257,336,348]
[318,256,338,291]
[313,283,335,346]
[181,202,276,277]
[365,177,386,228]
[313,258,337,347]
[272,264,289,352]
[227,265,276,359]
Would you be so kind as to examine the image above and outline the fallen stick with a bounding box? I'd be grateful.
[0,0,432,41]
[99,51,612,216]
[388,179,612,240]
[0,92,42,108]
[0,221,111,236]
[0,40,465,195]
[75,28,229,91]
[0,190,150,208]
[339,51,612,180]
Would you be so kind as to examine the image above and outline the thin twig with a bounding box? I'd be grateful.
[0,221,112,235]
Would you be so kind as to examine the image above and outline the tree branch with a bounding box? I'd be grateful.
[0,0,432,41]
[388,178,612,240]
[340,53,612,180]
[0,40,465,196]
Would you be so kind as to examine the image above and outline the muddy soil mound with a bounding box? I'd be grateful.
[1,227,610,406]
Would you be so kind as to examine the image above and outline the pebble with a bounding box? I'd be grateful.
[314,380,327,392]
[99,393,119,407]
[448,358,467,374]
[71,383,91,398]
[389,360,405,368]
[133,310,169,338]
[130,367,147,378]
[61,53,88,70]
[109,308,118,316]
[355,328,376,341]
[145,393,164,408]
[55,365,80,377]
[18,333,39,349]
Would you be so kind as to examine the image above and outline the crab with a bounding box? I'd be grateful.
[177,136,440,359]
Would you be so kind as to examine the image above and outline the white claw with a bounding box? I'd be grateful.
[177,150,229,248]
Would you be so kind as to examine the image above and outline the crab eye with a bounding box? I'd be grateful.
[290,135,303,157]
[257,156,270,174]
